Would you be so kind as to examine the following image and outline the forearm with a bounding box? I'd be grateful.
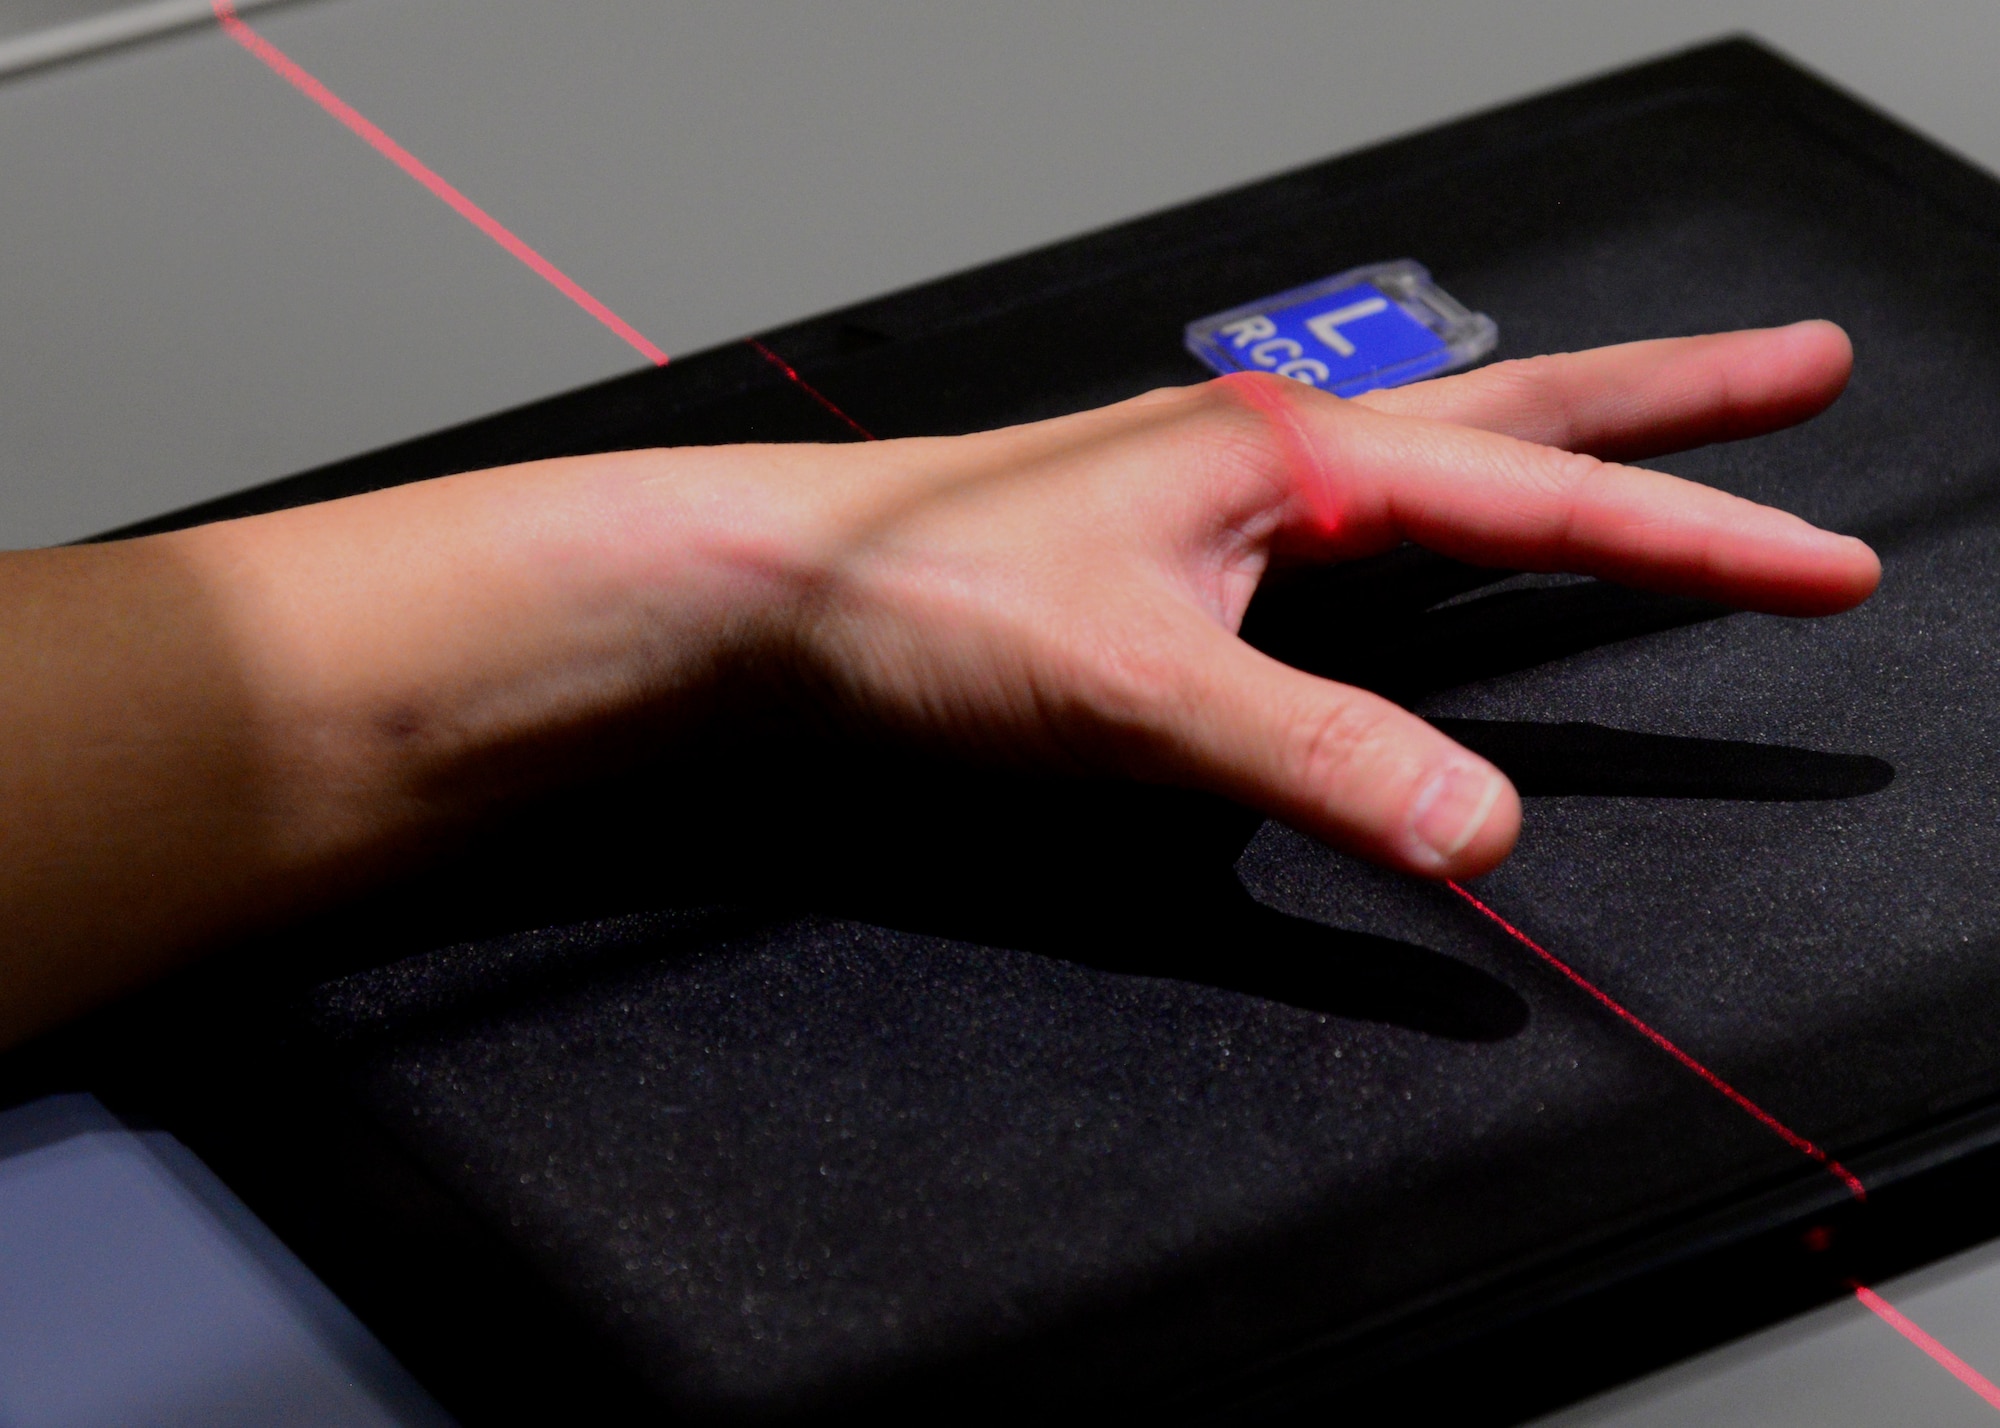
[0,446,819,1047]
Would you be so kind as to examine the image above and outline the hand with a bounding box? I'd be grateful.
[0,321,1876,1043]
[748,320,1874,879]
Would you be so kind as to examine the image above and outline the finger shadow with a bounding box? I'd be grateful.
[296,745,1530,1045]
[1242,547,1728,700]
[1242,546,1897,800]
[1435,719,1895,800]
[762,759,1531,1043]
[1030,881,1530,1042]
[292,537,1886,1048]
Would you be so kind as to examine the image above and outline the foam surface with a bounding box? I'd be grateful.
[186,48,2000,1418]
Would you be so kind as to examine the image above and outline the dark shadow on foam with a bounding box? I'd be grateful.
[1436,718,1896,800]
[295,541,1895,1053]
[1035,880,1531,1042]
[1241,544,1732,701]
[772,759,1534,1042]
[305,907,750,1046]
[302,752,1533,1045]
[308,879,1532,1048]
[1242,542,1897,799]
[294,545,1889,1050]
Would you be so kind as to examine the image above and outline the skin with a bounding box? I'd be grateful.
[0,321,1877,1049]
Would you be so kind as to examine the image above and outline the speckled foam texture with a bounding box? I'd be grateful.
[301,63,2000,1417]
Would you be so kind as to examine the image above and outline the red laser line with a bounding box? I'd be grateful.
[1853,1283,2000,1412]
[212,4,878,444]
[745,339,877,440]
[1445,881,1866,1202]
[207,24,1937,1405]
[210,0,668,367]
[207,5,1866,1215]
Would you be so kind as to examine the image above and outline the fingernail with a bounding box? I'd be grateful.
[1410,763,1504,865]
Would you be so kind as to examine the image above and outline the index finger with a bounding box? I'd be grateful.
[1351,322,1853,461]
[1220,371,1880,617]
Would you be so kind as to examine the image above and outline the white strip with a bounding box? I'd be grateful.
[0,0,287,81]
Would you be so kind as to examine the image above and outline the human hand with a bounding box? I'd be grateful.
[702,320,1874,881]
[0,321,1874,1045]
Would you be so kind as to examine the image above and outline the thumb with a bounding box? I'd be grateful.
[1145,621,1520,878]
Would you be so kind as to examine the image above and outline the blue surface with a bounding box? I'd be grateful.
[0,1095,450,1428]
[1186,278,1453,394]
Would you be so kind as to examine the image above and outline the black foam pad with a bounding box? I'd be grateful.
[58,37,2000,1424]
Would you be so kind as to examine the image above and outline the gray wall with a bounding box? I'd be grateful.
[0,0,1993,546]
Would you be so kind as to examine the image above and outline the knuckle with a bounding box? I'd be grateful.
[1535,448,1611,550]
[1538,446,1609,497]
[1180,373,1324,496]
[1469,355,1578,444]
[1088,631,1196,727]
[1062,633,1214,774]
[1125,381,1203,409]
[1282,693,1398,796]
[1198,370,1302,431]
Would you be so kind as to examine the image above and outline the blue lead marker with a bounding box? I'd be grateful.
[1184,259,1497,397]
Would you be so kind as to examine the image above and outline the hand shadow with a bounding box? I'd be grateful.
[1031,875,1530,1042]
[1245,543,1897,799]
[707,754,1534,1043]
[303,746,1533,1044]
[1436,719,1894,799]
[302,547,1891,1048]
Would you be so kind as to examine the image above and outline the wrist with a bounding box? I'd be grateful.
[171,445,841,874]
